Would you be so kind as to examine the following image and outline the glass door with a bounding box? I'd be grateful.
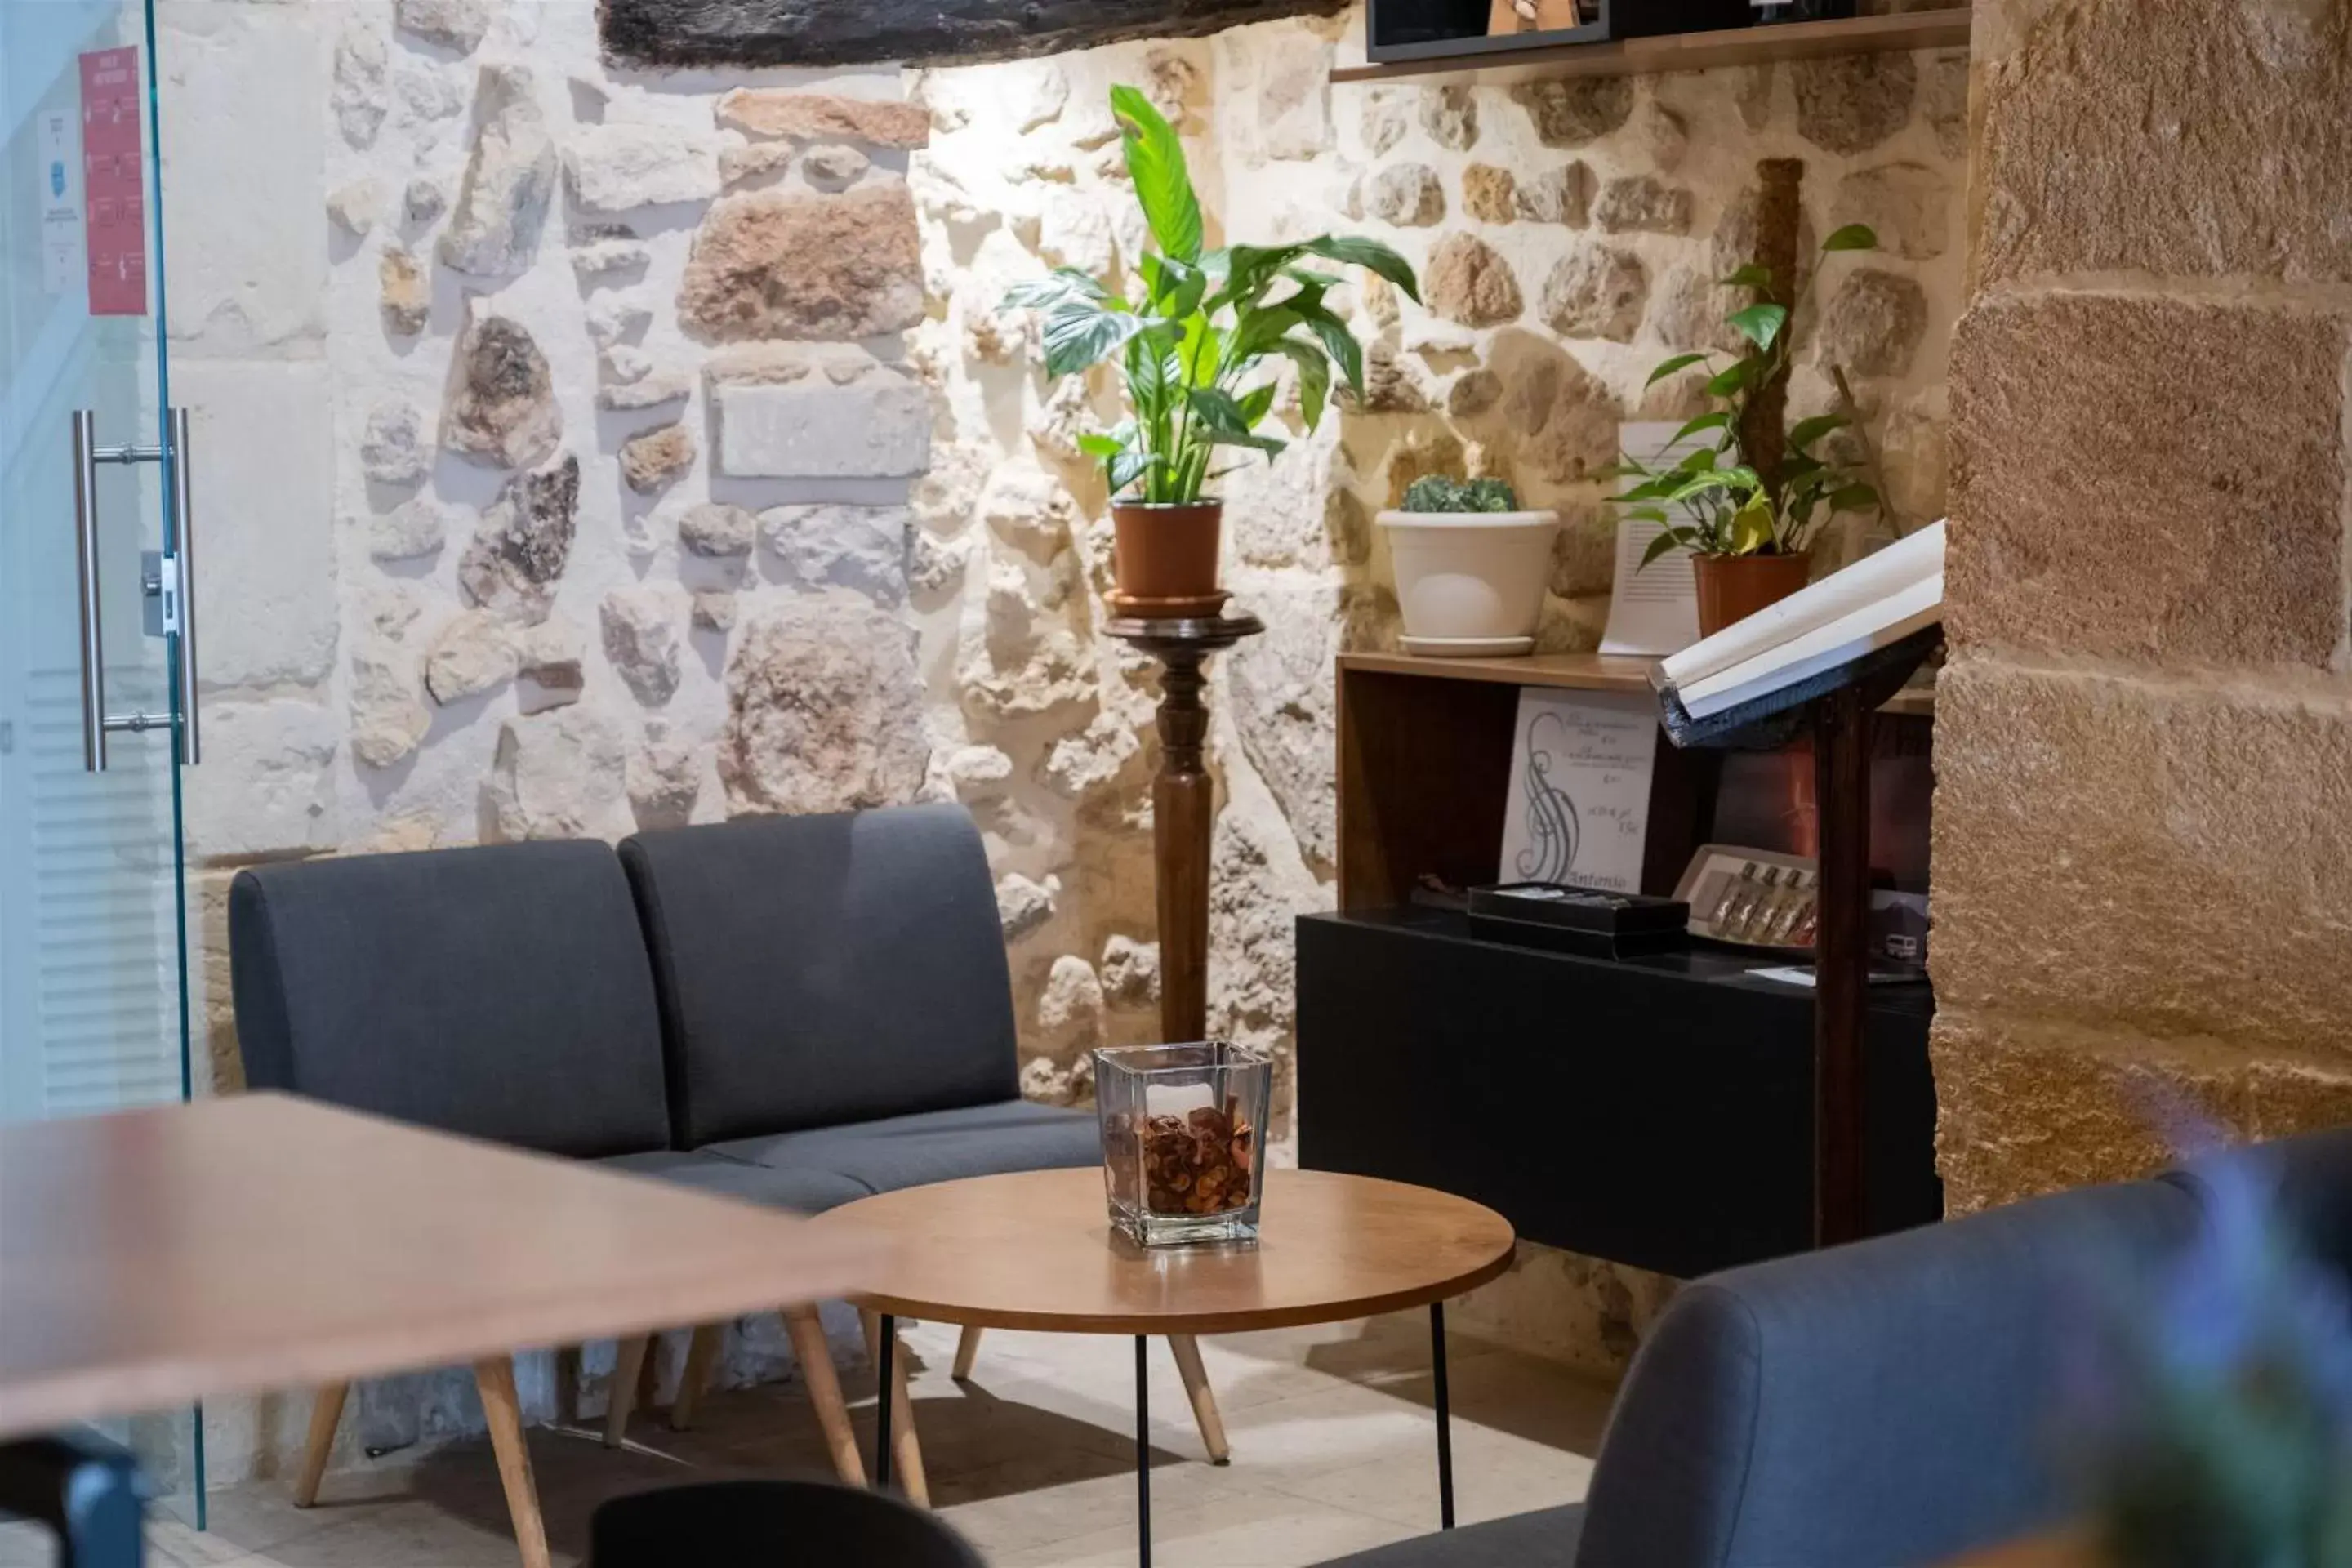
[1,0,202,1510]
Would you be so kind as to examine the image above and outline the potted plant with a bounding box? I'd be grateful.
[1615,224,1885,638]
[1377,474,1560,655]
[1004,87,1418,612]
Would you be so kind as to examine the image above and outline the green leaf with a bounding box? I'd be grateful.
[1275,340,1333,430]
[1187,388,1285,454]
[1108,449,1161,493]
[1668,412,1731,448]
[1041,302,1146,378]
[1640,528,1693,568]
[1300,235,1422,303]
[1788,413,1848,453]
[1111,85,1203,263]
[1294,303,1364,399]
[1726,303,1788,353]
[1822,223,1877,253]
[1674,445,1719,474]
[1228,305,1304,363]
[1236,381,1279,425]
[1076,432,1126,461]
[1704,359,1753,398]
[1717,263,1774,291]
[1645,352,1708,389]
[1175,311,1224,389]
[1829,483,1882,513]
[1729,496,1777,555]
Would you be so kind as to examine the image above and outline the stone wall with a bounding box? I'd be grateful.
[154,0,1965,1479]
[1930,0,2352,1214]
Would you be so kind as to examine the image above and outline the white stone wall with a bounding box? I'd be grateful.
[152,0,1964,1481]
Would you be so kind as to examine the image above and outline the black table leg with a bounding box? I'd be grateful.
[874,1312,896,1494]
[1432,1300,1454,1530]
[0,1433,147,1568]
[1135,1334,1152,1568]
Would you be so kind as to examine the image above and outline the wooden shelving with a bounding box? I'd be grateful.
[1335,649,1935,716]
[1330,9,1970,86]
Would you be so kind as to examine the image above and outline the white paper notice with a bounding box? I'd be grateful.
[1599,421,1704,657]
[1496,688,1658,894]
[38,109,82,296]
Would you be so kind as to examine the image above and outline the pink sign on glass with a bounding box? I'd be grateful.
[79,47,147,317]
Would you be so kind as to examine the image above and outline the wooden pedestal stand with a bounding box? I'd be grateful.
[1104,613,1266,1042]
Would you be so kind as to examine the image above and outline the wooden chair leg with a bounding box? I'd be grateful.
[292,1382,349,1507]
[605,1335,651,1449]
[1167,1335,1231,1465]
[474,1357,553,1568]
[951,1325,983,1382]
[782,1306,866,1487]
[669,1323,723,1432]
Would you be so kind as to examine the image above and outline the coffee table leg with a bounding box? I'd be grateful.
[1135,1334,1152,1567]
[875,1313,896,1494]
[1432,1301,1454,1530]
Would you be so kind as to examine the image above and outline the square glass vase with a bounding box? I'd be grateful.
[1093,1041,1272,1247]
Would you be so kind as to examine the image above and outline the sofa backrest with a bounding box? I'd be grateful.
[229,840,672,1160]
[1575,1176,2202,1568]
[619,804,1021,1149]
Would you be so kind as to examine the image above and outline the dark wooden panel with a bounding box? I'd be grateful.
[599,0,1346,68]
[1294,908,1941,1278]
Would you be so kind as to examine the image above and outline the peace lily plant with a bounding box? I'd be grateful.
[1003,86,1418,607]
[1615,222,1887,635]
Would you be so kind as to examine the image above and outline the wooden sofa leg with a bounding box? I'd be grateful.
[782,1306,866,1487]
[605,1335,650,1448]
[951,1325,983,1382]
[292,1381,349,1507]
[668,1324,723,1431]
[474,1357,552,1568]
[1168,1335,1232,1464]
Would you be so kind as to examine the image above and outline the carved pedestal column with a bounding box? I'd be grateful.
[1104,613,1265,1044]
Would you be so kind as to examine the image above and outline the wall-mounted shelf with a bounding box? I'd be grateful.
[1330,9,1970,86]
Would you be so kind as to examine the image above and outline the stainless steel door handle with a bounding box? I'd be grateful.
[69,408,198,772]
[70,411,108,773]
[168,408,198,767]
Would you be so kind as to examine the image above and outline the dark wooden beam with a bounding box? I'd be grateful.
[600,0,1348,70]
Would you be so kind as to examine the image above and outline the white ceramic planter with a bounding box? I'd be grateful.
[1376,509,1562,654]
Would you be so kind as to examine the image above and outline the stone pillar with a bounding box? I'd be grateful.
[1931,0,2352,1212]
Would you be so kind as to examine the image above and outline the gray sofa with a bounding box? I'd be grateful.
[1320,1129,2348,1568]
[229,803,1099,1211]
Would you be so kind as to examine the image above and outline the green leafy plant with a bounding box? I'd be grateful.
[1001,87,1419,506]
[1616,224,1884,568]
[1401,475,1521,514]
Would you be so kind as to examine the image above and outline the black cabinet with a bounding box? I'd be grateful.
[1294,906,1941,1279]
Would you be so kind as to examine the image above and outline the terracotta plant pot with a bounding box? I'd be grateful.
[1110,501,1224,603]
[1694,551,1812,639]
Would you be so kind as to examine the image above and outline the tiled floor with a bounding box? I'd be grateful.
[2,1315,1610,1567]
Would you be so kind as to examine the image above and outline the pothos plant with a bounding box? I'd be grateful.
[1617,223,1885,569]
[1001,87,1419,504]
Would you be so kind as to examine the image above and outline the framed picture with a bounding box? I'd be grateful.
[1496,688,1659,894]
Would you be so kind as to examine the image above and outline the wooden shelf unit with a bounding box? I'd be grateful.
[1330,8,1970,86]
[1333,650,1933,912]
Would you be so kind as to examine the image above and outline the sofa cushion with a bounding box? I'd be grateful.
[1312,1505,1584,1568]
[230,841,670,1160]
[620,805,1022,1147]
[599,1149,869,1214]
[706,1101,1100,1196]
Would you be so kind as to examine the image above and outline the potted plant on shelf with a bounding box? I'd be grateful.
[1003,87,1417,615]
[1615,224,1885,638]
[1377,475,1561,656]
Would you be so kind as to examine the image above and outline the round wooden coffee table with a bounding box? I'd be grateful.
[812,1166,1517,1566]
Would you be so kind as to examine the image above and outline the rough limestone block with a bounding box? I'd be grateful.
[715,88,931,149]
[706,350,929,479]
[1947,292,2350,666]
[677,184,923,341]
[181,699,341,861]
[1931,656,2352,1057]
[568,123,725,212]
[1975,0,2352,284]
[177,362,338,690]
[717,604,929,817]
[439,65,555,278]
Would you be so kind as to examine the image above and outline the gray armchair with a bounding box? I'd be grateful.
[1316,1152,2234,1568]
